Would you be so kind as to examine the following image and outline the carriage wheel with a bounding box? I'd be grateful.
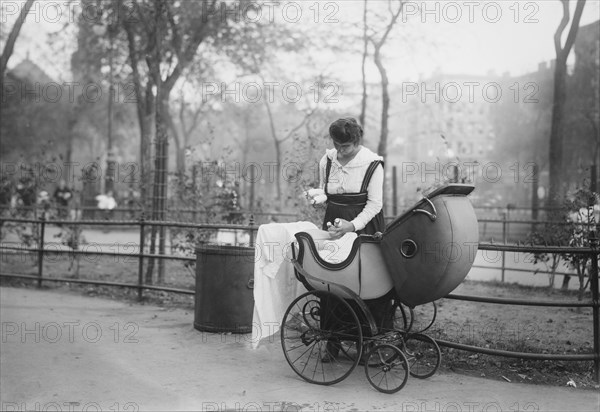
[363,344,409,394]
[403,333,441,379]
[411,301,438,334]
[280,291,362,385]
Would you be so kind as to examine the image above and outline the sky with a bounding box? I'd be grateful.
[3,0,600,82]
[423,0,600,77]
[330,0,600,82]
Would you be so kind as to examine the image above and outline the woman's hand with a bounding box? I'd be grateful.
[327,218,355,239]
[303,188,327,207]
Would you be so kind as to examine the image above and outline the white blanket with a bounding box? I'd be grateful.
[309,229,357,264]
[251,222,357,348]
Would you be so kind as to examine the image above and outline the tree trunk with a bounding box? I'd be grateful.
[274,139,283,210]
[373,46,390,212]
[0,0,35,79]
[151,0,169,285]
[156,100,170,284]
[547,0,587,213]
[373,48,389,163]
[577,264,585,301]
[145,110,169,285]
[548,59,568,211]
[141,85,155,211]
[367,0,403,216]
[122,9,155,213]
[165,107,184,173]
[359,0,368,128]
[241,112,251,209]
[561,274,571,289]
[263,99,283,210]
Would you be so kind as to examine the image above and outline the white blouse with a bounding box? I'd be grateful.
[318,146,384,231]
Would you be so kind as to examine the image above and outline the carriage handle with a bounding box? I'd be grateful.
[412,197,437,221]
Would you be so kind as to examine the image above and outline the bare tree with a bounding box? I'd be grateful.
[359,0,368,128]
[175,83,207,158]
[369,0,403,166]
[547,0,586,211]
[361,0,404,213]
[262,89,317,210]
[124,0,245,283]
[0,0,35,80]
[120,0,154,213]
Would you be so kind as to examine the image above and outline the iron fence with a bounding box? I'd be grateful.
[441,242,599,382]
[0,215,598,382]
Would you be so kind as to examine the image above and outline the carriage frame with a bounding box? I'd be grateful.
[280,183,479,393]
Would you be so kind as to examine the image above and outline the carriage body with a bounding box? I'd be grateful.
[282,184,479,393]
[292,184,478,307]
[381,184,479,307]
[293,231,394,301]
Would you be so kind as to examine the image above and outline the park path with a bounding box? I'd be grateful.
[1,286,598,412]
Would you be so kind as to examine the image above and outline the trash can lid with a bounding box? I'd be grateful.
[195,243,255,255]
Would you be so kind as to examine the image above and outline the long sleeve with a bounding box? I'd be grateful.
[318,154,327,191]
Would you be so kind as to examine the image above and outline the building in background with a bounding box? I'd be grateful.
[388,70,502,207]
[386,20,599,211]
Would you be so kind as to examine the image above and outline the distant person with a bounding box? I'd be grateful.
[0,176,12,208]
[12,177,36,216]
[37,190,51,218]
[15,177,36,208]
[96,191,117,221]
[126,188,140,219]
[53,179,72,219]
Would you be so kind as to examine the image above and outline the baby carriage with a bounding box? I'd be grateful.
[280,183,479,393]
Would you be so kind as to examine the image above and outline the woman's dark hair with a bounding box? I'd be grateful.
[329,118,363,145]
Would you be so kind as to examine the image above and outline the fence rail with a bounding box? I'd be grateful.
[0,215,598,382]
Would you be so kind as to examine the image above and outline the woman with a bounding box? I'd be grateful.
[319,117,385,238]
[318,117,393,361]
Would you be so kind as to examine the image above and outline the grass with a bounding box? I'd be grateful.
[429,281,598,389]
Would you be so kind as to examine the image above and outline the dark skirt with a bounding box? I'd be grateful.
[320,193,391,334]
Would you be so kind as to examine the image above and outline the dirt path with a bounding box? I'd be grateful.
[1,286,598,412]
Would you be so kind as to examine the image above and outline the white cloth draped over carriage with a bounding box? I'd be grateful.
[251,183,479,347]
[251,222,359,348]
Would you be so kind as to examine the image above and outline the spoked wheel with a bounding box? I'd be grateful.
[281,291,363,385]
[403,333,441,379]
[363,344,409,394]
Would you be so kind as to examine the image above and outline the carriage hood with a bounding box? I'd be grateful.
[325,146,383,167]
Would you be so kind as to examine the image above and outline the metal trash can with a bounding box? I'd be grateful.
[194,244,255,333]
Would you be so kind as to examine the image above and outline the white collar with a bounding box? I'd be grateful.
[326,146,383,167]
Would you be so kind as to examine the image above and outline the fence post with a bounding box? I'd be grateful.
[248,214,255,248]
[531,163,539,233]
[590,234,600,383]
[589,163,599,382]
[138,213,145,301]
[392,166,398,217]
[501,210,507,282]
[37,214,46,288]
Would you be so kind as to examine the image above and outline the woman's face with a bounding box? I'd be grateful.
[333,140,361,160]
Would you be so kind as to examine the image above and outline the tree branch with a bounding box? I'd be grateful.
[373,0,403,51]
[554,0,571,57]
[281,108,317,143]
[0,0,35,79]
[562,0,587,60]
